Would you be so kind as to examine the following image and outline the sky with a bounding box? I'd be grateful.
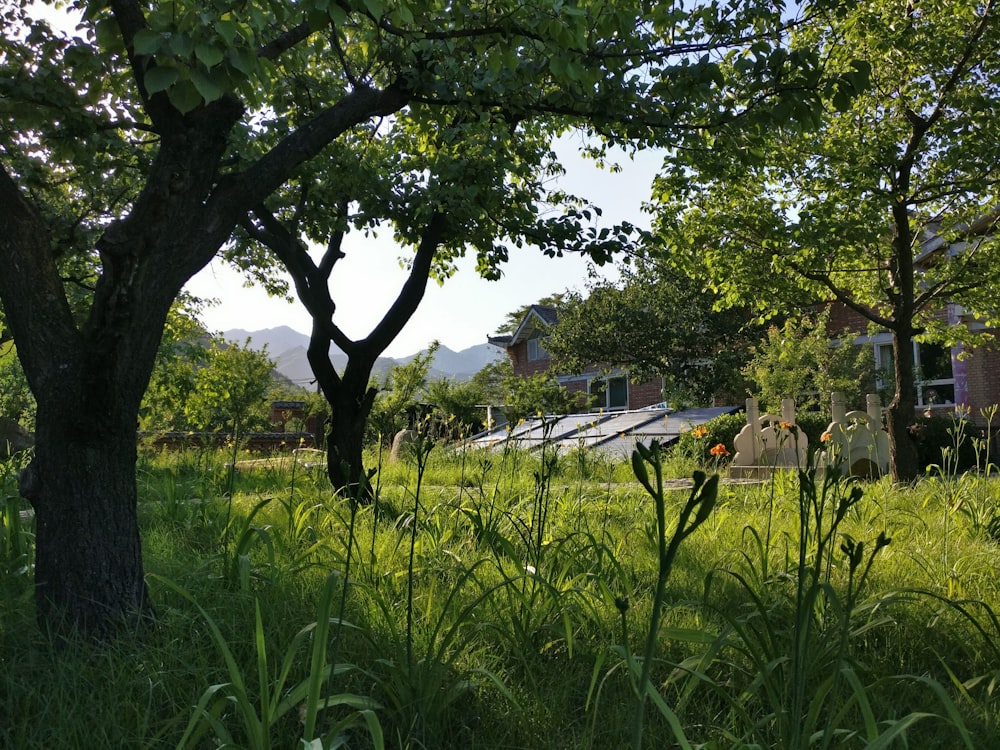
[186,141,664,357]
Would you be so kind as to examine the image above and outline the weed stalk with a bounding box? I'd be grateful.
[628,439,718,750]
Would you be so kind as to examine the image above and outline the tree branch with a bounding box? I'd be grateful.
[257,21,312,60]
[241,207,354,354]
[318,199,349,278]
[364,212,449,354]
[217,83,409,216]
[0,165,80,378]
[789,256,896,330]
[109,0,175,127]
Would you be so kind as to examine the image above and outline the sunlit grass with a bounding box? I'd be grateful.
[1,440,999,747]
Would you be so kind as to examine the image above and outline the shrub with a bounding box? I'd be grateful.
[911,413,983,474]
[673,412,745,464]
[795,411,832,449]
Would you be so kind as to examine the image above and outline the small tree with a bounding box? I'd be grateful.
[501,370,584,426]
[185,340,274,439]
[424,377,491,438]
[139,301,209,433]
[743,312,874,413]
[367,344,439,445]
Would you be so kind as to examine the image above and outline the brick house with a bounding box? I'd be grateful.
[825,214,1000,426]
[487,304,666,411]
[828,301,1000,425]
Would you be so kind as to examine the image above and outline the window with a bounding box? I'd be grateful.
[527,337,549,361]
[873,340,955,406]
[916,342,955,405]
[590,376,628,411]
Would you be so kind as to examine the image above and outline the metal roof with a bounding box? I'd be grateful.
[466,405,740,457]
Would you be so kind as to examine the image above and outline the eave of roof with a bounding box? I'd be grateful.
[509,305,559,345]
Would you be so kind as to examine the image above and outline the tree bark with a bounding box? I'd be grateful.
[323,377,378,501]
[886,326,921,482]
[305,315,381,502]
[26,405,151,635]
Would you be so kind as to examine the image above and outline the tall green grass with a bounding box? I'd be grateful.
[1,440,999,748]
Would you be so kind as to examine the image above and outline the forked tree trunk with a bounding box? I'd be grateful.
[324,384,377,502]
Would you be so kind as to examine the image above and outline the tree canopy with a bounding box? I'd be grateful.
[543,263,759,406]
[651,0,1000,479]
[743,311,874,414]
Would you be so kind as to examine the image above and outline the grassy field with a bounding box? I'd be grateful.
[2,436,1000,749]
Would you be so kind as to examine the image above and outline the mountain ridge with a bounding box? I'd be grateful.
[222,327,503,387]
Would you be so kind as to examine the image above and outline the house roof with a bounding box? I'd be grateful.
[913,208,1000,267]
[488,304,560,349]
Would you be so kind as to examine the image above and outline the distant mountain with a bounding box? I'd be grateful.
[397,343,504,379]
[223,327,505,387]
[221,326,311,356]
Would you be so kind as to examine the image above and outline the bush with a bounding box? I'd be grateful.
[911,413,984,474]
[795,412,832,449]
[673,412,745,465]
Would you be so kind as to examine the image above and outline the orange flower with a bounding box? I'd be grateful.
[709,443,730,457]
[778,421,793,430]
[691,425,709,438]
[821,431,833,443]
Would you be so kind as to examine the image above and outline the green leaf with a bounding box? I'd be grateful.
[132,29,163,56]
[166,79,203,113]
[195,43,225,68]
[228,47,257,76]
[190,69,225,102]
[215,19,239,45]
[168,33,194,59]
[94,17,120,49]
[144,65,179,94]
[390,3,414,25]
[328,3,348,25]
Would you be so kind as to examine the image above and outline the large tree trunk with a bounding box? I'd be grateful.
[306,319,380,501]
[1,67,407,637]
[25,405,150,635]
[1,109,240,636]
[886,327,921,482]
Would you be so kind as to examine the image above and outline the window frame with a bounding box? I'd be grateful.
[589,375,628,411]
[872,337,956,407]
[526,337,549,362]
